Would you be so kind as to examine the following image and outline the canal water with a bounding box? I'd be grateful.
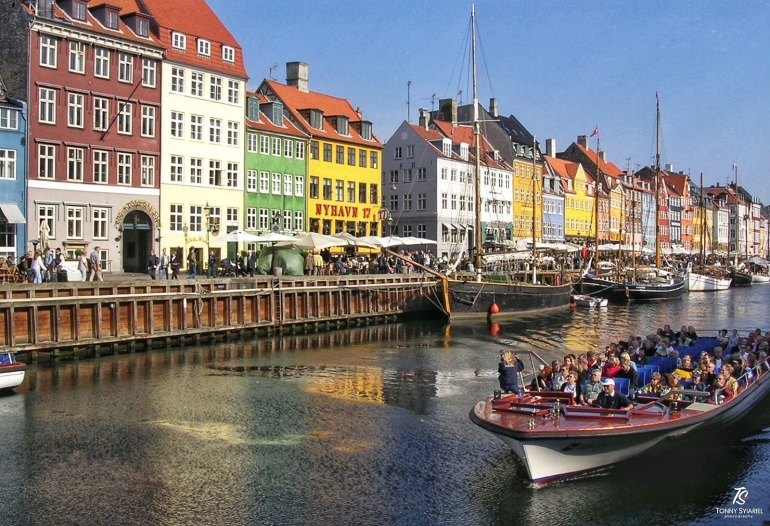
[1,286,769,526]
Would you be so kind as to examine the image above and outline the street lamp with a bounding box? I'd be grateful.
[204,202,213,258]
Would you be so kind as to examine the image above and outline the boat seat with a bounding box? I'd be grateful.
[635,369,650,388]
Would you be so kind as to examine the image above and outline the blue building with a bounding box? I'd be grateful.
[0,74,27,260]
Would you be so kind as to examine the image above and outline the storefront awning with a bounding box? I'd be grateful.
[0,203,26,224]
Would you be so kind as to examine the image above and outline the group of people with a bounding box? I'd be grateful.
[8,246,104,283]
[498,324,770,409]
[302,249,439,277]
[150,247,260,280]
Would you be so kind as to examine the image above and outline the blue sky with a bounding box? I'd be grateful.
[210,0,769,198]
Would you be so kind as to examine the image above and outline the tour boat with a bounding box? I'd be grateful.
[572,294,608,308]
[752,273,770,284]
[470,351,770,484]
[0,351,26,391]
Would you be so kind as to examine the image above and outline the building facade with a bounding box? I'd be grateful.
[0,78,27,259]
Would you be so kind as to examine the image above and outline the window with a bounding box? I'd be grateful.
[403,225,412,237]
[284,139,293,158]
[404,169,413,183]
[93,150,108,183]
[403,194,412,211]
[66,207,83,239]
[0,108,18,130]
[72,1,86,21]
[209,160,222,186]
[359,149,367,167]
[227,80,239,104]
[310,141,319,160]
[295,175,304,197]
[260,135,270,154]
[370,151,378,169]
[106,10,118,29]
[259,171,269,193]
[389,171,399,184]
[118,53,133,83]
[407,145,415,158]
[210,76,222,101]
[67,147,84,181]
[93,208,108,239]
[93,97,108,131]
[227,163,238,187]
[117,102,132,134]
[348,181,356,202]
[294,211,303,232]
[370,184,378,204]
[323,143,332,162]
[141,156,155,186]
[172,32,186,50]
[284,174,293,195]
[336,116,349,135]
[69,41,85,73]
[323,179,332,200]
[142,59,156,87]
[309,177,319,199]
[390,195,399,211]
[187,71,203,97]
[117,153,132,185]
[418,193,427,210]
[310,110,323,130]
[136,18,149,37]
[0,150,16,180]
[222,46,235,63]
[40,35,57,68]
[246,208,257,230]
[170,204,183,231]
[227,121,239,146]
[170,111,184,138]
[272,137,281,156]
[441,193,447,209]
[209,118,221,143]
[283,210,292,231]
[417,224,426,238]
[189,158,202,184]
[272,173,281,194]
[348,147,356,165]
[95,47,110,78]
[259,209,269,230]
[394,147,402,160]
[418,168,427,181]
[336,180,344,201]
[246,170,257,192]
[38,144,55,179]
[197,39,210,56]
[248,133,258,152]
[141,106,155,137]
[39,88,56,124]
[38,205,56,239]
[190,115,202,140]
[171,67,184,93]
[67,92,84,128]
[336,145,344,164]
[170,155,183,182]
[361,122,372,141]
[190,206,202,232]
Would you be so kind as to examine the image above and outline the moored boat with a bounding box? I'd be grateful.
[686,268,732,291]
[572,294,608,308]
[0,351,26,391]
[470,350,770,484]
[752,273,770,284]
[729,269,753,287]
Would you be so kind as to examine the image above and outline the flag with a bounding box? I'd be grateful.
[590,126,599,137]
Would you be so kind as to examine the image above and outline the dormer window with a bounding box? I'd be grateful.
[246,97,260,122]
[442,139,451,157]
[106,9,119,29]
[459,143,469,161]
[360,121,372,141]
[222,46,235,63]
[197,39,210,57]
[172,32,186,50]
[269,102,283,125]
[137,18,149,37]
[309,109,323,130]
[72,1,86,21]
[336,116,349,136]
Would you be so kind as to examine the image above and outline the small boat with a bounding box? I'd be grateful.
[572,294,608,308]
[686,269,732,291]
[729,269,753,287]
[0,351,26,391]
[470,345,770,484]
[752,273,770,284]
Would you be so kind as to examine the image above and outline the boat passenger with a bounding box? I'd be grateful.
[685,326,698,341]
[655,338,674,357]
[674,355,694,380]
[728,330,740,353]
[615,355,638,392]
[758,351,770,374]
[498,350,525,395]
[720,364,740,394]
[529,366,551,391]
[665,373,684,401]
[592,378,633,410]
[712,347,724,373]
[581,369,604,406]
[559,371,582,405]
[602,355,621,378]
[708,374,735,404]
[686,372,709,402]
[639,372,663,396]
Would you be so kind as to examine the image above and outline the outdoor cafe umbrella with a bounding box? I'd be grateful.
[211,230,262,243]
[332,232,380,249]
[249,233,298,243]
[398,236,438,246]
[276,232,345,250]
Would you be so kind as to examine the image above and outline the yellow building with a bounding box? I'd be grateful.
[608,181,625,242]
[511,151,543,241]
[545,156,595,243]
[257,63,383,237]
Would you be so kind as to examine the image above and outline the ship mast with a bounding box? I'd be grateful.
[593,136,601,277]
[531,136,538,284]
[472,5,482,280]
[654,93,662,269]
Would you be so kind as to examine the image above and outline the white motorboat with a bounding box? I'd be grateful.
[572,294,608,308]
[0,351,26,391]
[685,270,731,291]
[752,274,770,284]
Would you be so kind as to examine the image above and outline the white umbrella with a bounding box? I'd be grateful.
[211,230,262,243]
[398,236,438,246]
[332,232,380,249]
[250,233,298,243]
[377,235,407,248]
[276,233,346,250]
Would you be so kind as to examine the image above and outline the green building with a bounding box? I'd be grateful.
[244,93,308,244]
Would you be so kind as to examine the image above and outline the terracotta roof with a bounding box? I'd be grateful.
[244,92,308,139]
[262,80,382,148]
[409,123,444,142]
[140,0,247,78]
[572,143,625,178]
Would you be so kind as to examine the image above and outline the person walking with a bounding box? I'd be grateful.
[159,248,169,280]
[88,247,103,281]
[170,251,180,279]
[248,250,257,277]
[77,250,88,282]
[147,249,159,280]
[30,250,43,283]
[304,251,314,276]
[187,247,197,279]
[207,252,218,278]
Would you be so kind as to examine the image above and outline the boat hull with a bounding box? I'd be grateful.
[624,278,685,300]
[730,271,753,287]
[686,272,732,291]
[0,364,26,391]
[447,281,572,317]
[574,277,628,301]
[752,274,770,283]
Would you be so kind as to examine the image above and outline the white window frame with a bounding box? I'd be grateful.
[172,32,186,51]
[38,206,56,239]
[227,80,239,104]
[284,174,293,196]
[190,114,203,141]
[94,47,110,79]
[259,171,269,193]
[260,135,270,154]
[170,155,184,183]
[39,88,56,124]
[246,170,257,192]
[272,172,281,195]
[0,108,18,130]
[190,71,203,97]
[222,46,235,63]
[69,41,85,74]
[295,141,305,160]
[272,137,281,156]
[117,101,132,135]
[141,155,155,186]
[93,97,108,131]
[226,162,238,188]
[66,206,84,239]
[67,92,84,128]
[294,211,303,232]
[170,111,184,138]
[209,118,221,143]
[67,147,84,181]
[118,53,134,84]
[247,133,258,152]
[227,121,239,146]
[117,152,132,185]
[40,35,57,68]
[142,59,156,88]
[170,204,183,231]
[209,76,222,101]
[38,144,56,179]
[246,208,257,230]
[93,207,109,240]
[295,175,304,197]
[171,67,185,93]
[259,209,269,230]
[141,105,156,138]
[0,149,17,180]
[190,206,202,232]
[197,39,210,57]
[189,158,202,184]
[92,149,108,184]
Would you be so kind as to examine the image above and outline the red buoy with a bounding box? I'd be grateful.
[489,303,500,314]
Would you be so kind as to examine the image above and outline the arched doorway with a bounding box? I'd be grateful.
[122,210,153,273]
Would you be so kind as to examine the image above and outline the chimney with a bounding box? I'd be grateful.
[665,163,674,172]
[286,62,309,93]
[438,98,457,126]
[577,135,588,149]
[356,107,363,119]
[545,138,556,157]
[489,97,498,118]
[418,108,430,130]
[598,151,607,162]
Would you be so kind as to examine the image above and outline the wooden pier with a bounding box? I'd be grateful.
[0,275,441,359]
